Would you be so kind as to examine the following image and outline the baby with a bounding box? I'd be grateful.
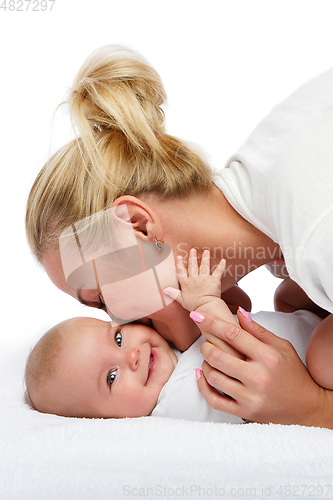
[25,250,321,423]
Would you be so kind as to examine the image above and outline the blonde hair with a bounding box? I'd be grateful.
[26,45,213,261]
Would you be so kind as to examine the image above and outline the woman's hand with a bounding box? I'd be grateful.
[195,310,330,427]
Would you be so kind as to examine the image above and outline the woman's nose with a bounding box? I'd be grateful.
[126,348,140,371]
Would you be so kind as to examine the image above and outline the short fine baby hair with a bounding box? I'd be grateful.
[25,322,66,410]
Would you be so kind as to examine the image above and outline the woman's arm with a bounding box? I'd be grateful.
[274,278,329,319]
[194,310,332,428]
[306,313,333,389]
[221,285,252,315]
[149,299,201,351]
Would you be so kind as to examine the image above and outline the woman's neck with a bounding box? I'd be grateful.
[147,184,281,290]
[149,300,201,351]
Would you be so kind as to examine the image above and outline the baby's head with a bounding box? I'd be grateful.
[25,317,177,418]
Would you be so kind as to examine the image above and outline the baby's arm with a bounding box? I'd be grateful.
[164,248,244,359]
[173,248,238,325]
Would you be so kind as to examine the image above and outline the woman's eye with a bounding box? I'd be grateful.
[115,330,122,347]
[107,369,117,387]
[98,295,106,310]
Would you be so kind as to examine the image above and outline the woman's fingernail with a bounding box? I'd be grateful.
[195,368,202,381]
[238,306,252,322]
[190,311,205,323]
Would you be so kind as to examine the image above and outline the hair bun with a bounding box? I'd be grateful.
[70,45,166,153]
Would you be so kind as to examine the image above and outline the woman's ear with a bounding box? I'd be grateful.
[112,196,163,242]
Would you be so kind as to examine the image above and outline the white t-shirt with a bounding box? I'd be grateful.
[152,310,321,423]
[152,335,243,424]
[214,67,333,313]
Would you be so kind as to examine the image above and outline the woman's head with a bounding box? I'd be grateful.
[26,45,213,263]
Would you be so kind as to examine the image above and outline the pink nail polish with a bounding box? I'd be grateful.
[238,306,252,322]
[195,368,202,381]
[190,311,205,323]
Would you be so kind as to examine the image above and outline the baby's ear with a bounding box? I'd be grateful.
[112,196,162,242]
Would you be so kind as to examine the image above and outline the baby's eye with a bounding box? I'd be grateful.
[107,369,117,387]
[115,330,122,347]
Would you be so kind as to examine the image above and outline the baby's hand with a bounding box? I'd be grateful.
[164,248,226,312]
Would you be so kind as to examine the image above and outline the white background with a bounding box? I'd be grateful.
[1,0,333,352]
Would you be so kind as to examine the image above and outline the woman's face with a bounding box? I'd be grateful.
[42,244,198,350]
[42,245,105,309]
[51,204,181,323]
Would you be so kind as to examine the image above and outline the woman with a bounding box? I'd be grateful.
[26,45,333,428]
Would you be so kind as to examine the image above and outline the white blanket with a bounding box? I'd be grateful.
[1,316,333,500]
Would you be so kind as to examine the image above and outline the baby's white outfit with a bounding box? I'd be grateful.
[152,335,242,424]
[152,310,320,423]
[214,67,333,313]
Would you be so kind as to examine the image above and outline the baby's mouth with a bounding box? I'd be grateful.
[147,350,156,382]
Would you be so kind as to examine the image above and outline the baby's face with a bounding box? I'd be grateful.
[42,318,177,418]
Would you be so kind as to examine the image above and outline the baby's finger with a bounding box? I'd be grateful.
[163,287,182,305]
[176,255,188,282]
[199,249,210,277]
[188,248,198,276]
[212,258,226,279]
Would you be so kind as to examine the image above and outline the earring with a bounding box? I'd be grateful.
[154,237,164,251]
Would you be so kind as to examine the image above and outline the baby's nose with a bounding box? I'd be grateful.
[126,348,140,371]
